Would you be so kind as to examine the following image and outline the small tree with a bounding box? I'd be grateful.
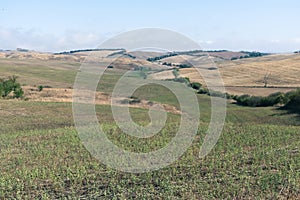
[190,82,202,90]
[0,76,24,98]
[38,85,44,92]
[2,78,14,96]
[263,72,271,87]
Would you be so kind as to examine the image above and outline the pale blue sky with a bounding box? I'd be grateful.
[1,0,300,52]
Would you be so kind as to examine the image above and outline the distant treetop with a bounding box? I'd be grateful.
[54,48,125,55]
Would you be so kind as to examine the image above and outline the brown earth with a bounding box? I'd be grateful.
[178,54,300,96]
[23,86,181,114]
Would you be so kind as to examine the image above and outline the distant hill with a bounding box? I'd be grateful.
[1,48,298,96]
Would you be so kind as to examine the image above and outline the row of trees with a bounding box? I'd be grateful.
[0,76,24,98]
[233,92,284,107]
[147,53,178,62]
[233,90,300,110]
[231,51,269,60]
[186,80,300,112]
[162,62,191,68]
[54,48,125,55]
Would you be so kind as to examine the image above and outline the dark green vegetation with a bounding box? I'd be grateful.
[145,50,269,62]
[162,62,192,68]
[193,81,300,111]
[232,89,300,110]
[0,57,299,199]
[283,89,300,114]
[231,51,269,60]
[0,76,23,98]
[234,92,284,107]
[147,53,178,62]
[54,48,125,55]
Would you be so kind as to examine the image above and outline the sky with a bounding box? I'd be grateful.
[0,0,300,53]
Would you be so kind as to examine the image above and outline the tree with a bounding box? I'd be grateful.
[0,76,24,98]
[190,82,202,90]
[263,72,271,87]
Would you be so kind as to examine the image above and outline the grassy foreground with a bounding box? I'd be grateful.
[0,98,299,199]
[0,124,299,199]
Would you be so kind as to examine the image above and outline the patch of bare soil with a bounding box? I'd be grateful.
[23,86,181,114]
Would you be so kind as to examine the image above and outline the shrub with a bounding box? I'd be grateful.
[2,78,14,96]
[197,87,231,99]
[129,98,141,104]
[208,90,227,98]
[162,62,172,66]
[190,82,202,90]
[0,76,24,98]
[234,95,251,106]
[283,89,300,113]
[166,77,190,85]
[198,88,209,94]
[177,64,191,68]
[234,92,284,107]
[38,85,44,92]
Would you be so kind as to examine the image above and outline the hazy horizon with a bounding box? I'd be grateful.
[1,0,300,53]
[1,47,296,54]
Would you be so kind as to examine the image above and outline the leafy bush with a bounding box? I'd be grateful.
[0,76,24,98]
[162,62,191,68]
[283,89,300,113]
[177,64,191,68]
[234,92,284,107]
[190,82,202,90]
[197,88,231,99]
[198,88,209,94]
[209,90,228,98]
[38,85,44,92]
[162,62,173,66]
[147,53,178,62]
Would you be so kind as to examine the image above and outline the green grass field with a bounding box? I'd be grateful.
[0,57,299,199]
[0,97,299,199]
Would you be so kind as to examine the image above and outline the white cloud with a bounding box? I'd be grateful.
[0,27,107,52]
[0,27,299,53]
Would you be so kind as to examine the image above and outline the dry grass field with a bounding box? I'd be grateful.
[177,53,300,96]
[1,50,299,97]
